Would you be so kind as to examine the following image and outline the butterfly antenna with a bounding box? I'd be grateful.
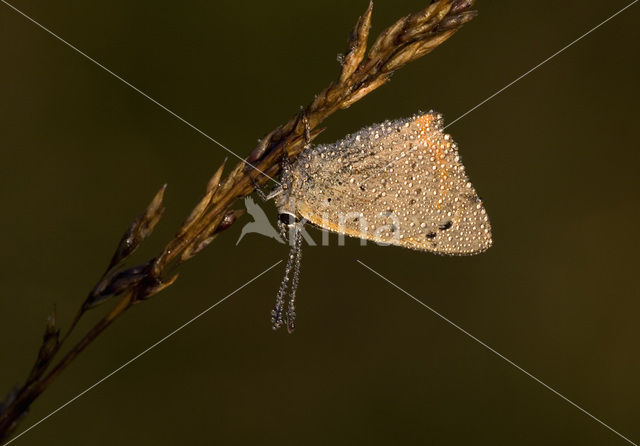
[272,220,297,330]
[272,247,293,330]
[286,226,303,333]
[300,107,311,149]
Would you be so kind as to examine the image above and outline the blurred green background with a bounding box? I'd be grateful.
[1,1,638,444]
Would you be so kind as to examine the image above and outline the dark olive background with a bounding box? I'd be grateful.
[1,1,639,445]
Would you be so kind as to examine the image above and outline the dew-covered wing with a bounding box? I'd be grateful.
[290,112,492,255]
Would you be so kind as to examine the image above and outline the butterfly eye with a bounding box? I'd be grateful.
[278,212,298,227]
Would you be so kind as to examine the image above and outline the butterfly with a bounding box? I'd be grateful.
[267,111,492,332]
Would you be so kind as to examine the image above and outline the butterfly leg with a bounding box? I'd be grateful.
[258,112,305,203]
[250,176,270,201]
[251,161,285,202]
[300,106,311,149]
[279,149,294,193]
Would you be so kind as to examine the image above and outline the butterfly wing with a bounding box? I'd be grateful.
[289,112,492,255]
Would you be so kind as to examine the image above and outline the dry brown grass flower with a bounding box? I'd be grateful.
[0,1,477,441]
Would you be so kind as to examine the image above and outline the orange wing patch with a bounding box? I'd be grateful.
[412,113,452,210]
